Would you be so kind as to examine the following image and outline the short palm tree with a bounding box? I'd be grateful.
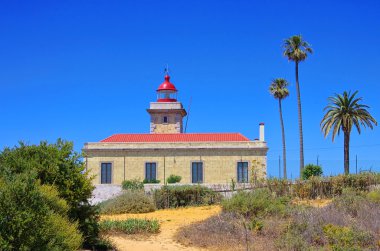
[269,78,290,179]
[321,91,377,174]
[283,34,313,176]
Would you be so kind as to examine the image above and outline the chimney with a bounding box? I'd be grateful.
[259,123,265,141]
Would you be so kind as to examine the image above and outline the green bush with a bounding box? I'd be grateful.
[323,224,374,250]
[143,178,160,184]
[367,189,380,203]
[0,140,98,248]
[301,164,323,180]
[99,219,160,234]
[122,179,144,190]
[0,173,83,250]
[222,188,290,218]
[99,190,155,214]
[247,218,264,232]
[154,185,221,209]
[167,174,182,184]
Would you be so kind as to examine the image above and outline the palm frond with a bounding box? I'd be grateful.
[320,90,377,141]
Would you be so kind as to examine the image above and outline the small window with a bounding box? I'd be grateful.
[101,163,112,184]
[163,116,168,123]
[145,162,157,182]
[237,162,248,183]
[192,162,203,183]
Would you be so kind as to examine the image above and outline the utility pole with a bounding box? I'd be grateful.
[279,155,281,179]
[355,155,358,174]
[317,155,319,166]
[164,156,166,185]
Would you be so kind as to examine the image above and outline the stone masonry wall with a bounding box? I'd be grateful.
[86,148,267,185]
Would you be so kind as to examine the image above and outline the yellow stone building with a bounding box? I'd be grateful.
[83,74,268,185]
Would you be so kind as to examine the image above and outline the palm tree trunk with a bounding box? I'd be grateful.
[279,99,287,179]
[295,61,304,176]
[344,131,350,174]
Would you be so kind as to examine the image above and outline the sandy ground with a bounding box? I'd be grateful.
[293,198,332,207]
[101,205,222,251]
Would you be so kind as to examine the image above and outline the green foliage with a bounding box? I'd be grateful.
[154,185,221,209]
[222,188,290,218]
[143,178,160,184]
[301,164,323,180]
[99,219,160,234]
[0,139,99,248]
[99,190,155,214]
[122,178,144,190]
[0,173,82,250]
[247,218,264,232]
[269,78,290,100]
[367,189,380,203]
[166,174,182,184]
[323,224,374,250]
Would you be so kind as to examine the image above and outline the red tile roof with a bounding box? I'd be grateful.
[100,133,250,143]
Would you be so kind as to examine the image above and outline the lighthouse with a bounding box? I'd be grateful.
[147,74,187,134]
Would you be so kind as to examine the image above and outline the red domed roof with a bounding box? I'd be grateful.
[157,75,177,92]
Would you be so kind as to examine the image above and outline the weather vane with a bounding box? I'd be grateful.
[164,64,169,75]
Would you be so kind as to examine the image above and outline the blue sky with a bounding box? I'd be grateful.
[1,0,379,178]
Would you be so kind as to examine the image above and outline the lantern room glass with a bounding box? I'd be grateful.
[157,90,177,102]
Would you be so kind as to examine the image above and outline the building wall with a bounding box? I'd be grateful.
[85,148,267,185]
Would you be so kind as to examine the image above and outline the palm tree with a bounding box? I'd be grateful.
[283,35,313,176]
[269,78,290,179]
[321,91,377,174]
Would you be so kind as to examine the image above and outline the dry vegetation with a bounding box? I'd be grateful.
[175,187,380,251]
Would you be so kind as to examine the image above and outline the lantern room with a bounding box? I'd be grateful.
[156,74,178,102]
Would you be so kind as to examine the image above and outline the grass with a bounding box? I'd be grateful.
[99,219,160,234]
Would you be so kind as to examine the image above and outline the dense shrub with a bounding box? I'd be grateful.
[99,190,155,214]
[323,224,374,250]
[154,185,221,209]
[167,174,182,184]
[99,219,160,234]
[301,164,323,180]
[367,188,380,203]
[122,179,144,190]
[143,178,160,184]
[222,188,290,218]
[0,140,99,248]
[0,173,82,250]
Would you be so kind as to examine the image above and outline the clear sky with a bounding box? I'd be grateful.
[1,0,379,178]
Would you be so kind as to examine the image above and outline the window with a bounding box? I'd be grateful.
[163,116,168,123]
[101,163,112,184]
[237,162,248,183]
[145,162,157,182]
[192,162,203,183]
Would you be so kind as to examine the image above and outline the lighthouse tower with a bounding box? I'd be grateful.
[147,74,187,134]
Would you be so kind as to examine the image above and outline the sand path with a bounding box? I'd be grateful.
[101,205,221,251]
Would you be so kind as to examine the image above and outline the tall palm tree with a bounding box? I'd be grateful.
[269,78,290,179]
[321,91,377,174]
[283,35,313,176]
